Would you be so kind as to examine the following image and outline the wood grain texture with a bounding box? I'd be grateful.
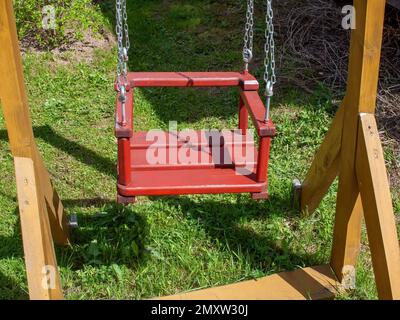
[15,157,63,300]
[356,114,400,300]
[0,0,34,158]
[330,0,386,282]
[160,265,338,300]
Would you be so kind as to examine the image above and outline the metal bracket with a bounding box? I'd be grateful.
[291,179,302,210]
[68,214,79,229]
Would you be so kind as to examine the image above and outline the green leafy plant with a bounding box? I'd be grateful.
[69,204,148,267]
[13,0,108,49]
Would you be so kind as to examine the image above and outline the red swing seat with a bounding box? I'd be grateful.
[115,71,275,204]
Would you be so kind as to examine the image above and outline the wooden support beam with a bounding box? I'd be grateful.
[330,0,386,285]
[356,114,400,300]
[0,0,68,300]
[15,157,63,300]
[161,265,338,300]
[0,0,34,159]
[0,0,69,245]
[300,106,343,214]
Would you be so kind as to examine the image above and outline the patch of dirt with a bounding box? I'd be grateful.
[21,29,116,65]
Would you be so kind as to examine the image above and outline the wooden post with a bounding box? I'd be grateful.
[330,0,386,285]
[0,0,68,299]
[301,0,400,298]
[15,157,64,299]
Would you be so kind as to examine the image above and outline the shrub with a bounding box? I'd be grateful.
[13,0,108,49]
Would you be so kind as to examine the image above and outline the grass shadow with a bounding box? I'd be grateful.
[0,208,23,261]
[0,126,115,178]
[155,193,324,273]
[0,271,28,300]
[58,203,148,271]
[33,125,116,177]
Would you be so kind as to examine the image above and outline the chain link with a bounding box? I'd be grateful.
[243,0,254,71]
[116,0,130,125]
[116,0,129,90]
[263,0,276,121]
[122,0,130,52]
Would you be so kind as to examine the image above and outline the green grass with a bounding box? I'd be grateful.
[14,0,109,48]
[0,0,398,300]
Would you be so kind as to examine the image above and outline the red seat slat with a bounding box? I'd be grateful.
[118,167,265,197]
[130,130,257,171]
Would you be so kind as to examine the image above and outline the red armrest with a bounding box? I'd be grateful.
[240,90,276,137]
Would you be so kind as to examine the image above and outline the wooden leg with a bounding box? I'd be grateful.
[300,106,343,214]
[330,0,386,285]
[356,114,400,300]
[256,137,271,183]
[253,138,271,201]
[118,138,131,186]
[15,157,64,300]
[330,102,363,287]
[330,188,363,288]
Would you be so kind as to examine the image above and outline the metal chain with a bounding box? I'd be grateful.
[116,0,130,125]
[263,0,276,121]
[116,0,122,86]
[243,0,254,71]
[116,0,129,88]
[122,0,130,52]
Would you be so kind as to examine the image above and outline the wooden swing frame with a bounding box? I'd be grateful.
[0,0,399,300]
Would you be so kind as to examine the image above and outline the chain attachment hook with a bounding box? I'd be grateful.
[122,47,129,62]
[265,81,273,122]
[118,85,127,126]
[243,48,253,72]
[243,0,254,72]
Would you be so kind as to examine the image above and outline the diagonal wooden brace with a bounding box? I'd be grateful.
[356,113,400,300]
